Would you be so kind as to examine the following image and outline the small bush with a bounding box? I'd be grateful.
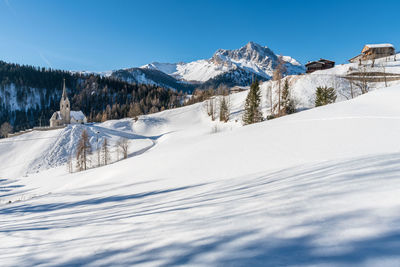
[315,86,337,107]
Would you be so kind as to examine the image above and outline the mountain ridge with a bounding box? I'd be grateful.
[116,42,305,89]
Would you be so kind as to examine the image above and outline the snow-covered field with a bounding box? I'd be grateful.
[1,75,400,265]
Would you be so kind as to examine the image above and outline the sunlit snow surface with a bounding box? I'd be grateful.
[1,82,400,265]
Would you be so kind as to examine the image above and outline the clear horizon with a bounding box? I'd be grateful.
[1,0,399,71]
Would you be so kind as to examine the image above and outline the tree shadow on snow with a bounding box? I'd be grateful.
[5,153,400,266]
[0,184,206,217]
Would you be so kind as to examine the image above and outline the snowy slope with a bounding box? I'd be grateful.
[141,42,305,83]
[260,53,400,109]
[2,84,400,265]
[0,123,157,179]
[0,84,47,112]
[143,59,234,82]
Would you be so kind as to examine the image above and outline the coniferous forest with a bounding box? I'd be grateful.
[0,61,188,132]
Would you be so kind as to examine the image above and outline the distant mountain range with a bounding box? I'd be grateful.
[97,42,305,91]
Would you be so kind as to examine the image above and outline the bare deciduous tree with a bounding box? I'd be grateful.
[219,95,230,122]
[0,122,13,138]
[206,98,217,121]
[355,64,369,94]
[339,78,356,100]
[381,62,388,87]
[101,137,110,166]
[266,84,273,115]
[117,138,129,159]
[128,103,142,122]
[76,129,92,171]
[67,155,73,173]
[273,56,286,117]
[97,146,101,167]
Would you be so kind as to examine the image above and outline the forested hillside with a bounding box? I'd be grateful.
[0,61,186,132]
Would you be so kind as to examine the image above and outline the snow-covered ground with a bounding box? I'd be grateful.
[1,78,400,265]
[260,53,400,108]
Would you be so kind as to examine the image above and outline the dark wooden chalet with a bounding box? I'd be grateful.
[305,59,335,73]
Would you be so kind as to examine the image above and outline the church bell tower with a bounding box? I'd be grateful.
[60,79,70,124]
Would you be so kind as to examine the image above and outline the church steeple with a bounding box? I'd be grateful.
[62,78,67,100]
[60,78,70,124]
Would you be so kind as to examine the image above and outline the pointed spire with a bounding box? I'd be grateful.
[62,78,67,100]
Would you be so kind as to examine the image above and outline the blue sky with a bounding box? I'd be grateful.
[1,0,399,71]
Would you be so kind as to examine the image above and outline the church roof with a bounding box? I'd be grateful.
[51,110,86,121]
[70,111,86,121]
[50,111,62,121]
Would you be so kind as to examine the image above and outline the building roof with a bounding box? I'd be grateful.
[50,111,62,121]
[318,58,335,64]
[305,58,335,67]
[305,61,324,67]
[70,111,86,121]
[349,54,363,62]
[51,110,86,122]
[364,43,394,49]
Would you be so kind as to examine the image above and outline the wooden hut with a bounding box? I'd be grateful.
[349,43,395,63]
[305,59,335,73]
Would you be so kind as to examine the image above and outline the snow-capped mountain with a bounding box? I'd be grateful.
[141,42,305,83]
[98,42,304,91]
[142,60,233,83]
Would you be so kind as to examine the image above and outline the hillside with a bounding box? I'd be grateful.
[2,54,400,177]
[0,61,185,131]
[107,67,195,92]
[1,81,400,265]
[260,53,400,109]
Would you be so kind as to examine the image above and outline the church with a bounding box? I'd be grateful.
[50,79,87,127]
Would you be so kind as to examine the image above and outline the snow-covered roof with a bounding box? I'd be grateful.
[50,111,62,121]
[305,59,334,67]
[70,111,86,121]
[364,43,394,49]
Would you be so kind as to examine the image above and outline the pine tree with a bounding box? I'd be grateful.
[281,79,296,115]
[315,86,337,107]
[219,96,229,122]
[242,80,263,125]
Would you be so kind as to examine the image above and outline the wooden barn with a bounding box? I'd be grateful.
[349,43,395,63]
[305,59,335,73]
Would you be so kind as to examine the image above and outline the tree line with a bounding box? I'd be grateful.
[0,60,187,133]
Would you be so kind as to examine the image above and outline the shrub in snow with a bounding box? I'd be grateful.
[315,86,337,107]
